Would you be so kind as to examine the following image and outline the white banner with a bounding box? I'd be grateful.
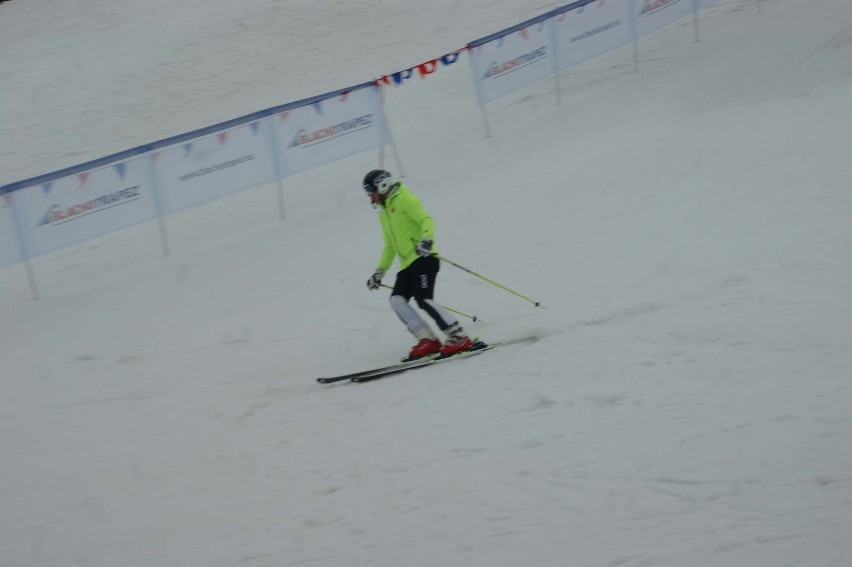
[0,195,23,267]
[12,157,159,258]
[554,0,634,70]
[272,86,389,175]
[633,0,696,38]
[154,121,277,214]
[469,22,555,105]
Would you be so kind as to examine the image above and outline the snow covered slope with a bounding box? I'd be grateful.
[1,0,850,565]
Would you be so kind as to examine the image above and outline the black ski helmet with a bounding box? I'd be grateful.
[363,169,396,195]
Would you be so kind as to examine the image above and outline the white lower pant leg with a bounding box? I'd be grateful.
[390,295,437,339]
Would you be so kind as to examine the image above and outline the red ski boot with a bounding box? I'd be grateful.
[439,335,473,356]
[440,323,474,356]
[408,338,442,360]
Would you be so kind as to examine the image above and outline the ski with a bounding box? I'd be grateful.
[351,340,491,383]
[316,356,436,384]
[316,335,536,385]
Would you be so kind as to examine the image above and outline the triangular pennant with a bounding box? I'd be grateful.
[182,142,193,156]
[217,131,228,144]
[113,162,127,179]
[392,69,414,85]
[42,181,54,195]
[339,90,350,102]
[249,122,260,135]
[1,193,10,208]
[377,76,393,87]
[496,36,505,48]
[312,101,323,115]
[519,28,528,40]
[78,172,90,186]
[416,59,438,78]
[441,52,461,66]
[278,111,289,121]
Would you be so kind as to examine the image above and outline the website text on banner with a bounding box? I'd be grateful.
[553,0,634,69]
[155,121,277,215]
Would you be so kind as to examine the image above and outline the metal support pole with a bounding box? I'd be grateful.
[264,115,288,220]
[7,191,40,300]
[146,151,171,257]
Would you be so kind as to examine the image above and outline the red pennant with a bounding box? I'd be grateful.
[417,59,439,78]
[217,131,228,144]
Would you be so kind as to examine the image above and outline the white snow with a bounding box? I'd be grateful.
[1,0,851,565]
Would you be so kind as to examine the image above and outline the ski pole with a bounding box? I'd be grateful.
[380,283,480,323]
[436,254,543,308]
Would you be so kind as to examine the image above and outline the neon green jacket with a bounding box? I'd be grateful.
[376,183,437,272]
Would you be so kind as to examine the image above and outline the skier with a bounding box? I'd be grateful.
[363,169,474,359]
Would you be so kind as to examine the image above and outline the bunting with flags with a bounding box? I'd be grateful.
[377,48,467,87]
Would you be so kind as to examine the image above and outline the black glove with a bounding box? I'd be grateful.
[367,269,384,290]
[415,239,433,257]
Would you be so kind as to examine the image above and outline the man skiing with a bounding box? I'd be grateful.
[363,169,474,360]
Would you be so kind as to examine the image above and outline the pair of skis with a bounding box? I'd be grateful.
[316,336,535,384]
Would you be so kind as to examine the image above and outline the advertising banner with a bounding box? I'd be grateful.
[11,157,159,258]
[553,0,634,70]
[271,85,389,175]
[633,0,696,38]
[154,120,277,214]
[469,22,555,105]
[0,195,23,267]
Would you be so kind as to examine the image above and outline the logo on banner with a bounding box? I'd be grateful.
[288,114,374,149]
[36,186,141,227]
[482,47,548,80]
[639,0,684,16]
